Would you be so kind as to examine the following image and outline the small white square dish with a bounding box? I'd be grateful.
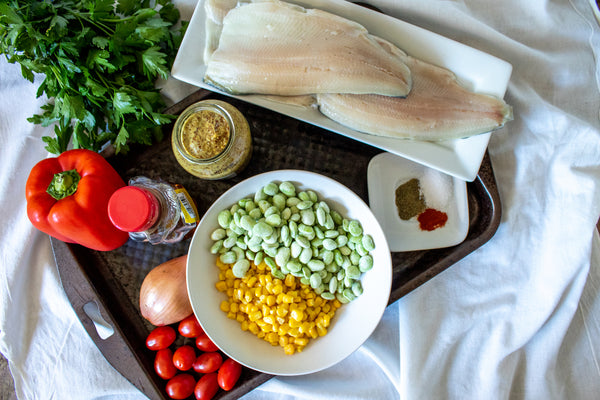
[367,152,469,252]
[171,0,512,181]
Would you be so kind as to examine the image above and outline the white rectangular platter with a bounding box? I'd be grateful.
[171,0,513,181]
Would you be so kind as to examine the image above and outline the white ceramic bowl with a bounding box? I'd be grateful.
[186,170,392,375]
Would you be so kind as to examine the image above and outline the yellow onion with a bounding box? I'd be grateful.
[140,254,193,326]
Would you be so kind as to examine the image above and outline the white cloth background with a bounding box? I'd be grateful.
[1,0,599,399]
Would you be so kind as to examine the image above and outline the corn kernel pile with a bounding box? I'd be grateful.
[215,258,342,355]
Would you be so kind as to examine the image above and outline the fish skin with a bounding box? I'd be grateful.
[204,0,412,97]
[316,54,513,141]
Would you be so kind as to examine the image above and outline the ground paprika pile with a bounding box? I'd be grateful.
[25,149,129,251]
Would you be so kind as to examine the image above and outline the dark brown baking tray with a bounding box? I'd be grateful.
[51,88,501,399]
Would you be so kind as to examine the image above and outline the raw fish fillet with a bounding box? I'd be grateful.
[316,55,513,141]
[203,0,239,64]
[204,0,412,96]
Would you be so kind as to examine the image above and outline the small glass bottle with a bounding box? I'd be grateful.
[108,176,199,245]
[172,99,252,180]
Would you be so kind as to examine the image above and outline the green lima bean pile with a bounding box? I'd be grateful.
[210,181,375,303]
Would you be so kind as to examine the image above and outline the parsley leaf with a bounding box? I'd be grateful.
[0,0,186,154]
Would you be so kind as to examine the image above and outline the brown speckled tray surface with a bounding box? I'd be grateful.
[51,89,501,399]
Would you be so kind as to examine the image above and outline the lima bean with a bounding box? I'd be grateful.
[209,180,376,302]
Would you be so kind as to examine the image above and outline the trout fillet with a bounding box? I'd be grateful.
[204,0,412,97]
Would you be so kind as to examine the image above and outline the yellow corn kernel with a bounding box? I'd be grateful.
[249,311,262,322]
[277,324,289,336]
[294,337,309,347]
[266,295,276,306]
[236,314,245,323]
[215,281,227,292]
[227,311,236,320]
[308,326,318,339]
[299,322,312,334]
[284,344,296,355]
[220,300,230,312]
[244,291,254,303]
[288,318,301,328]
[225,269,234,279]
[276,304,288,317]
[247,275,257,287]
[258,274,267,286]
[282,294,294,304]
[257,330,266,339]
[290,308,304,322]
[317,325,327,337]
[266,332,279,345]
[322,303,331,313]
[229,303,239,313]
[248,322,259,335]
[256,318,267,328]
[271,321,280,333]
[234,288,244,301]
[257,261,267,271]
[263,315,275,325]
[240,320,249,331]
[265,281,274,293]
[288,327,301,337]
[284,274,295,287]
[278,336,289,346]
[272,284,283,295]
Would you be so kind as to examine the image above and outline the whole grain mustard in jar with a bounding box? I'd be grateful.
[172,100,252,179]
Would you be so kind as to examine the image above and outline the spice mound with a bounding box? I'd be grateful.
[181,110,230,160]
[395,175,449,232]
[395,178,426,220]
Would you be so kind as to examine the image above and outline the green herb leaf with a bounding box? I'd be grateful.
[141,46,169,80]
[0,0,185,154]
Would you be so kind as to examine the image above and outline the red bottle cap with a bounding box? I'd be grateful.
[108,186,160,232]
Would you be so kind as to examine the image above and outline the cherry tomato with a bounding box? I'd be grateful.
[217,358,242,391]
[146,326,176,351]
[193,352,223,374]
[173,345,196,371]
[194,372,220,400]
[166,374,196,399]
[178,314,204,338]
[195,333,219,352]
[155,349,177,380]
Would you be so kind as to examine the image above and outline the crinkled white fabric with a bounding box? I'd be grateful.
[0,0,599,399]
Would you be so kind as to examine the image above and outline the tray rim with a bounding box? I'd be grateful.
[50,88,502,399]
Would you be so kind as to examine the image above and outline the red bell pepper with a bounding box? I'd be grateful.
[25,149,129,251]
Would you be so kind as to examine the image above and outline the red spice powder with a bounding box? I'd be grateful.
[418,208,448,231]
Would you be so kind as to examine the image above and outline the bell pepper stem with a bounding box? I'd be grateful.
[47,169,81,200]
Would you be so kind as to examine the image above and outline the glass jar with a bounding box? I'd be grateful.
[172,100,252,179]
[107,176,199,245]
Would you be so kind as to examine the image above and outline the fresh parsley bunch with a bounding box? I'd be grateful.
[0,0,186,154]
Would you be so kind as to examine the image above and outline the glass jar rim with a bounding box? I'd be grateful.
[173,101,235,164]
